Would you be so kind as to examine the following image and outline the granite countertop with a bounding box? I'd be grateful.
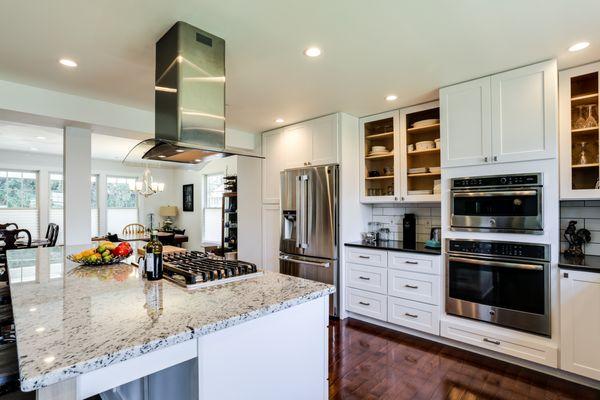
[558,253,600,273]
[6,245,334,392]
[345,240,441,255]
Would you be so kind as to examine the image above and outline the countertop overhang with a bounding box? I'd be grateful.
[345,240,441,255]
[6,245,334,392]
[558,253,600,273]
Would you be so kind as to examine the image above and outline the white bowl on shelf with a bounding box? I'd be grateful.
[415,141,435,151]
[412,119,439,128]
[371,145,387,152]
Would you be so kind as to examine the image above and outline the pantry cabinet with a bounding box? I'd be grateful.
[261,114,340,203]
[441,59,557,168]
[560,269,600,380]
[559,61,600,199]
[261,204,281,273]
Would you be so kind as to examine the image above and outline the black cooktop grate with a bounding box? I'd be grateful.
[163,251,258,285]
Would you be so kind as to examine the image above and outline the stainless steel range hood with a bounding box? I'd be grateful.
[125,21,261,165]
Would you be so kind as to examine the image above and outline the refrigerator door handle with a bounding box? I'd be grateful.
[279,254,330,268]
[299,175,309,249]
[295,177,302,249]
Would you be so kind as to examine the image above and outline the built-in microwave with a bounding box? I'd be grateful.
[450,173,543,234]
[446,239,550,336]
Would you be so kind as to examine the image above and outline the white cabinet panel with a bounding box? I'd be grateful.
[262,129,286,203]
[345,247,387,268]
[283,124,313,169]
[387,252,439,275]
[491,60,557,163]
[346,263,387,294]
[311,114,339,166]
[560,269,600,380]
[387,270,440,305]
[261,204,281,273]
[346,288,387,321]
[388,297,439,335]
[440,76,492,168]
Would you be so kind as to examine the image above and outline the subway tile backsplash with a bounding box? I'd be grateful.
[370,203,441,243]
[560,200,600,256]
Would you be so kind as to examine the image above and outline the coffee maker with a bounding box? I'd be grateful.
[403,214,416,248]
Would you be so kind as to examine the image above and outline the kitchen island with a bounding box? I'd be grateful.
[6,245,334,400]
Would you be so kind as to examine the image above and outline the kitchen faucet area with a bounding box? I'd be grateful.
[0,2,599,399]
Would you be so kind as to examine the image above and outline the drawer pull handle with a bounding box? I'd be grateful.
[404,284,419,289]
[483,338,500,345]
[404,261,418,264]
[358,301,370,306]
[404,313,418,318]
[358,276,371,280]
[358,255,370,259]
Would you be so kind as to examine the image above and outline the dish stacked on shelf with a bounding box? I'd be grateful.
[367,145,393,157]
[405,112,441,196]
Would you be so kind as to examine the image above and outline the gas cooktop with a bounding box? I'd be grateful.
[162,251,261,289]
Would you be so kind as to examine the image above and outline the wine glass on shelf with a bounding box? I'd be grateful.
[584,104,598,129]
[573,106,586,130]
[579,142,588,165]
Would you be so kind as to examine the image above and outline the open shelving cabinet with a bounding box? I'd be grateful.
[359,111,400,203]
[559,62,600,199]
[400,101,441,202]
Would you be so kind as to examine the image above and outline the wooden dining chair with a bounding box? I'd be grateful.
[1,229,32,252]
[44,223,59,247]
[122,223,146,236]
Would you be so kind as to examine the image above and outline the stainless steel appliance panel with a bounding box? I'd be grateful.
[280,165,338,260]
[279,253,338,316]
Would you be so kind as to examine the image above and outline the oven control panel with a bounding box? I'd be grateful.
[448,240,548,261]
[451,173,541,189]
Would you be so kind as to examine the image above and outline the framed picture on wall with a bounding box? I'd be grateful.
[183,184,194,212]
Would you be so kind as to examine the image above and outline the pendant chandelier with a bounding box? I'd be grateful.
[128,168,165,197]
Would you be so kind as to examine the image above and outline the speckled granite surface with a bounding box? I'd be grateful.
[6,245,334,392]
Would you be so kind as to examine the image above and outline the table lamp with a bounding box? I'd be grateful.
[159,206,178,231]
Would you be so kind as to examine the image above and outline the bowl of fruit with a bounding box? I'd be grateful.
[67,242,133,266]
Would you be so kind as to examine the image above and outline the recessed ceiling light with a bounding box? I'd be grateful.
[275,118,285,123]
[36,327,45,333]
[304,47,322,57]
[385,95,398,101]
[569,42,590,52]
[59,58,78,68]
[36,136,46,140]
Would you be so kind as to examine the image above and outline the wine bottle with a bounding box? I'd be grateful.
[144,230,163,281]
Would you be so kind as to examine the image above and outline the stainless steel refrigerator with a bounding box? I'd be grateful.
[279,164,339,316]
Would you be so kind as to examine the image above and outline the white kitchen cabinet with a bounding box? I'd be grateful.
[559,62,600,199]
[560,269,600,380]
[441,60,557,168]
[262,128,286,204]
[261,204,281,273]
[491,60,557,163]
[359,111,400,203]
[440,76,492,168]
[262,114,339,203]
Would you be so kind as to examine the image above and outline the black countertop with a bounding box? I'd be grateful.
[345,241,441,255]
[559,253,600,273]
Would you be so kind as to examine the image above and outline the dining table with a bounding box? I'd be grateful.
[94,232,188,246]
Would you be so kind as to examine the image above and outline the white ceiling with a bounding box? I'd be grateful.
[0,121,141,161]
[1,0,600,133]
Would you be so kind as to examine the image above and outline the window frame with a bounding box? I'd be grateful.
[0,168,39,210]
[202,173,224,244]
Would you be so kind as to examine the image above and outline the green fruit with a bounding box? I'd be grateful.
[97,245,106,254]
[102,250,110,257]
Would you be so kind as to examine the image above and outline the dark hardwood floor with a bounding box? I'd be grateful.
[329,318,600,400]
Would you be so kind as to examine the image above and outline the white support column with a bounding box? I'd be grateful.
[64,126,91,245]
[97,172,108,235]
[236,156,262,265]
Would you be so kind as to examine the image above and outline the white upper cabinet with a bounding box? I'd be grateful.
[261,114,340,203]
[491,60,557,163]
[262,128,287,204]
[441,60,557,168]
[560,269,600,380]
[440,76,492,167]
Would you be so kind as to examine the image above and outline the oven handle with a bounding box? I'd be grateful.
[452,190,538,198]
[448,256,543,271]
[279,254,330,268]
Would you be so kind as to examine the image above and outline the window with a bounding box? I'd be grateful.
[48,173,64,245]
[90,175,99,237]
[203,174,223,243]
[0,170,39,239]
[106,176,138,234]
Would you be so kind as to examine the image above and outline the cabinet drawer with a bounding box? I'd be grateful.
[388,270,440,305]
[345,247,387,268]
[346,288,387,321]
[346,263,387,294]
[387,297,440,335]
[441,319,557,367]
[388,252,439,275]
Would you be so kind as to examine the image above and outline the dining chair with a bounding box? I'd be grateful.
[159,233,177,246]
[1,229,32,252]
[44,223,59,247]
[122,223,146,236]
[0,224,18,231]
